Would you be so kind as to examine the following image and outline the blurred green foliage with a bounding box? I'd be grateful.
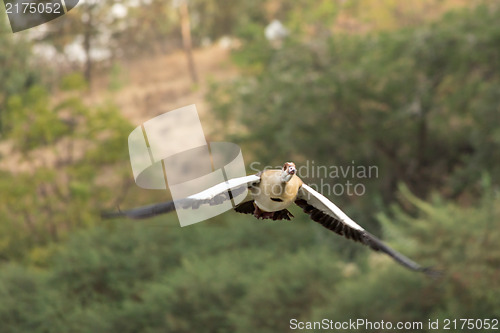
[190,0,269,42]
[0,74,132,261]
[107,63,127,92]
[0,14,39,132]
[209,3,500,204]
[0,190,497,332]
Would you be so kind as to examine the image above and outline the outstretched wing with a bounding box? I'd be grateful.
[102,174,261,219]
[296,184,437,277]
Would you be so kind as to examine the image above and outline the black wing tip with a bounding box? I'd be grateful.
[100,210,153,220]
[296,196,442,279]
[360,232,444,279]
[100,208,124,219]
[419,266,443,279]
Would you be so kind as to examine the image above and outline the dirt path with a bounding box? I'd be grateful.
[89,45,238,125]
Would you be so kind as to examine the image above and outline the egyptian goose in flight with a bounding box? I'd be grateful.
[103,162,436,276]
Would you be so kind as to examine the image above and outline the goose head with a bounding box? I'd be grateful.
[280,162,296,183]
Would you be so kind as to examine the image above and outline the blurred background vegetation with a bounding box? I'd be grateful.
[0,0,499,332]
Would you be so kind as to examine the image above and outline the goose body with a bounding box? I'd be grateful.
[102,162,438,277]
[251,170,302,212]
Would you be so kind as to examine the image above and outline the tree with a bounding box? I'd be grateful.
[175,0,198,83]
[0,13,39,132]
[39,0,124,87]
[0,74,132,260]
[208,3,500,206]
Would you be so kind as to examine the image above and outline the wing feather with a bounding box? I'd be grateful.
[102,174,261,219]
[296,184,438,277]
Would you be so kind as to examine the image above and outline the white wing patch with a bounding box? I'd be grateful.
[187,174,261,201]
[299,183,364,231]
